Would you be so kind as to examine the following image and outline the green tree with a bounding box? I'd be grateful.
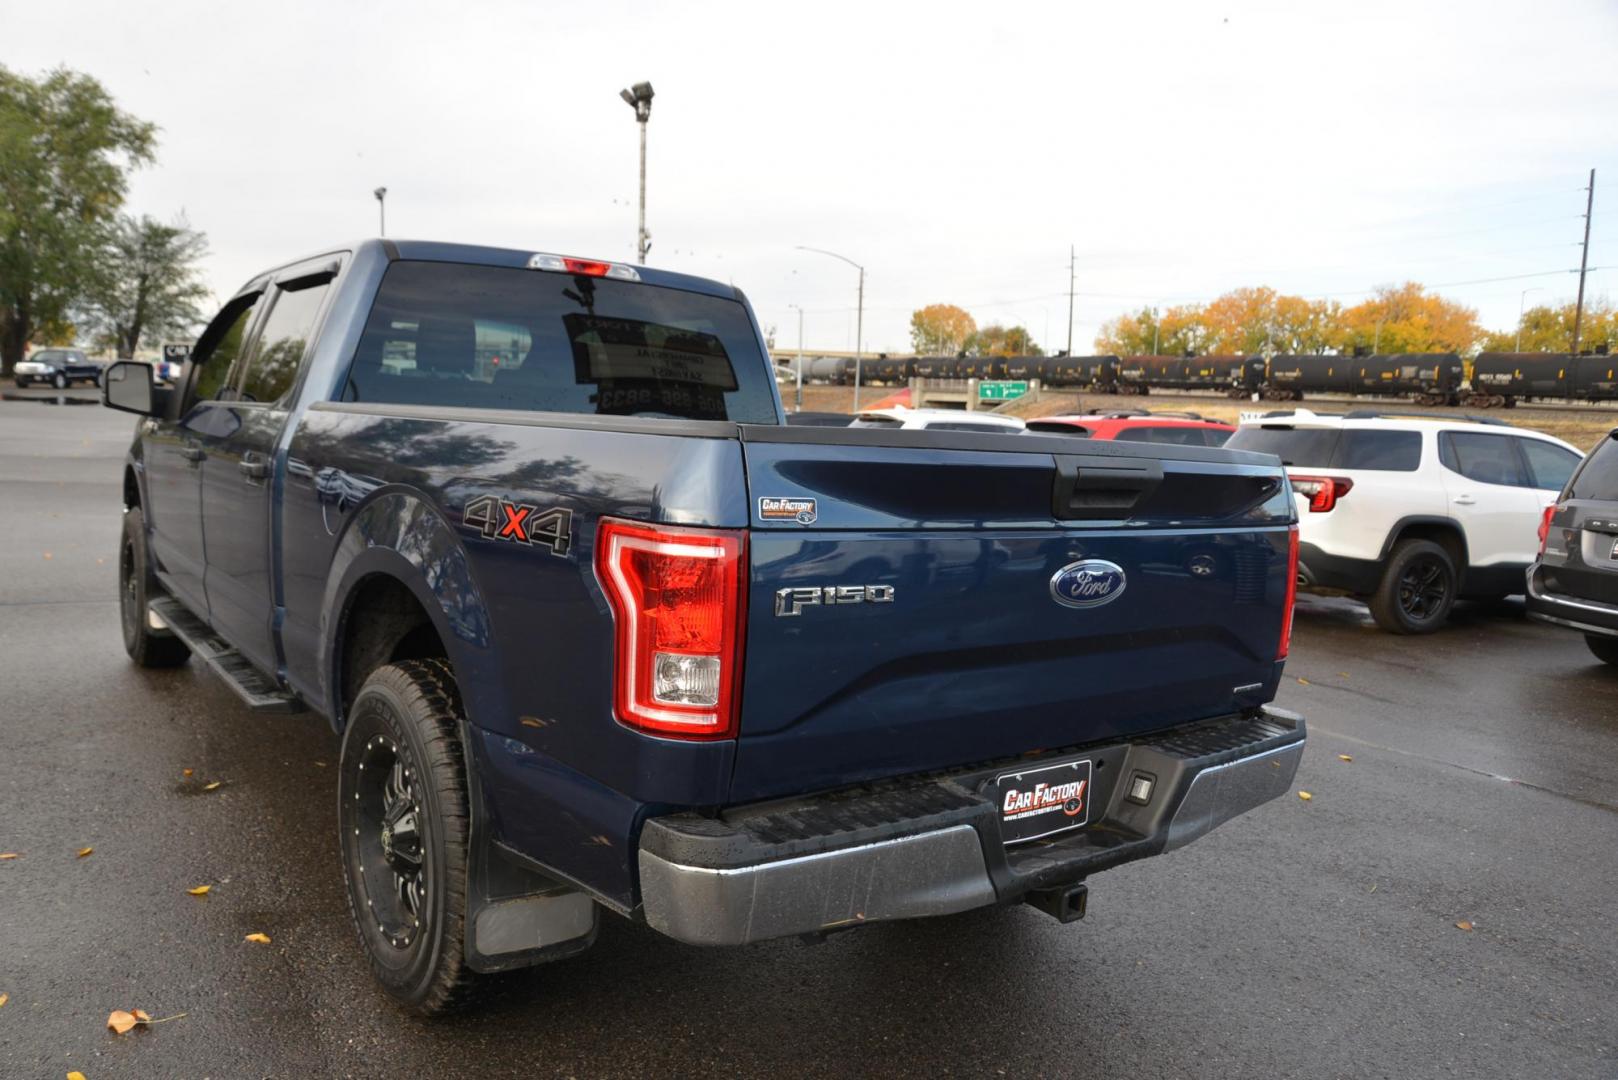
[967,324,1041,356]
[1478,300,1617,354]
[82,214,210,358]
[0,66,156,372]
[909,303,976,355]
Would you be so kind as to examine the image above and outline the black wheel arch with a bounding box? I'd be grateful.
[1380,516,1468,577]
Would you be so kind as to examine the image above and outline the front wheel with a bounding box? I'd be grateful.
[52,372,67,389]
[1368,539,1456,634]
[339,659,478,1014]
[119,507,191,667]
[1585,634,1618,666]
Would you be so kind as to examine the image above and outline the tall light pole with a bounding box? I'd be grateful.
[788,303,805,411]
[1517,287,1544,352]
[796,245,865,409]
[373,187,387,237]
[619,82,655,264]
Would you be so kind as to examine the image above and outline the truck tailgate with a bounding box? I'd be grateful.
[732,426,1295,801]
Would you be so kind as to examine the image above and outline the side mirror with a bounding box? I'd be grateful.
[102,361,158,416]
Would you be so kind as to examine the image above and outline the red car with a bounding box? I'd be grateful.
[1026,410,1235,447]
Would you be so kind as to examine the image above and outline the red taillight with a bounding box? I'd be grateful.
[594,518,747,739]
[1537,504,1556,554]
[1278,525,1300,660]
[1289,474,1353,513]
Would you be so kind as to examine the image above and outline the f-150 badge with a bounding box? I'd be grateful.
[463,496,572,557]
[774,584,893,617]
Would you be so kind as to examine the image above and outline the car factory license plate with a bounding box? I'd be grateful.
[990,756,1093,845]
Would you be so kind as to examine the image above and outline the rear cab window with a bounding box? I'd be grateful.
[343,261,778,423]
[1224,426,1339,467]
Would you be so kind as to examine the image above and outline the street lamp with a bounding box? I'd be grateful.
[619,81,654,264]
[796,245,865,409]
[787,303,805,411]
[1517,287,1544,352]
[373,187,387,237]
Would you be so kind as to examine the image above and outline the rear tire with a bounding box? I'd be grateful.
[119,507,191,668]
[1369,539,1456,634]
[339,659,478,1015]
[1585,634,1618,666]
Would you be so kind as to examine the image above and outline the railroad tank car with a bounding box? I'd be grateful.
[1353,353,1465,405]
[867,356,912,385]
[1573,353,1618,402]
[1266,355,1352,399]
[1117,355,1189,394]
[1002,355,1040,380]
[1229,356,1268,398]
[807,356,854,384]
[1177,354,1253,393]
[1467,353,1567,406]
[1038,355,1119,390]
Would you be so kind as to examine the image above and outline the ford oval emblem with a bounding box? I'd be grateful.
[1050,559,1127,609]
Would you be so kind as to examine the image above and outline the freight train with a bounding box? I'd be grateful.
[778,348,1615,407]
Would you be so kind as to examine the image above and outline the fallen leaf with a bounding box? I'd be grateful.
[77,847,93,858]
[0,853,18,860]
[107,1009,138,1034]
[186,885,211,896]
[132,1009,150,1022]
[96,557,106,566]
[1455,920,1474,931]
[520,716,544,728]
[42,552,52,560]
[201,781,221,792]
[313,760,327,768]
[1297,791,1313,801]
[1338,754,1354,762]
[1337,671,1349,678]
[69,1072,87,1080]
[244,932,271,944]
[1296,677,1310,685]
[182,768,193,778]
[0,991,8,1007]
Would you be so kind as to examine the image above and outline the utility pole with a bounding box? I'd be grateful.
[620,83,655,263]
[1066,244,1075,357]
[1572,168,1595,355]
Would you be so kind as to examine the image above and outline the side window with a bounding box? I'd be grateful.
[1519,439,1580,493]
[1441,432,1526,487]
[239,281,331,405]
[190,297,262,404]
[1335,430,1422,471]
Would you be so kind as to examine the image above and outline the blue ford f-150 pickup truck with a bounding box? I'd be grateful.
[101,239,1305,1013]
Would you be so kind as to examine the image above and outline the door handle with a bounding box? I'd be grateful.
[239,454,269,480]
[1452,494,1476,505]
[180,446,206,463]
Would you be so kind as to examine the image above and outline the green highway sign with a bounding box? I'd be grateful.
[978,380,1029,401]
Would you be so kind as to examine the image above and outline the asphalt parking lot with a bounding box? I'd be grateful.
[2,392,1616,1080]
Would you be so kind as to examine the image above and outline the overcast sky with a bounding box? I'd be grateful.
[7,0,1618,352]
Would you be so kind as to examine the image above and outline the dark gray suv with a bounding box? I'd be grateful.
[1527,428,1618,665]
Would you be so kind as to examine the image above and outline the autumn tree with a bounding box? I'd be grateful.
[1478,299,1617,354]
[1094,307,1159,355]
[967,324,1040,356]
[0,66,157,372]
[910,303,976,355]
[1336,283,1482,355]
[82,214,211,358]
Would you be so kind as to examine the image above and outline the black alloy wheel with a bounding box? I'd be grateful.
[1369,538,1456,634]
[338,659,477,1013]
[1396,556,1449,622]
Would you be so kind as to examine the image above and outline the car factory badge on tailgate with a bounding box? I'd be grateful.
[758,496,817,524]
[991,757,1092,844]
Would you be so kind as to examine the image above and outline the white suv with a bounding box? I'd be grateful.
[1226,409,1583,633]
[848,406,1026,433]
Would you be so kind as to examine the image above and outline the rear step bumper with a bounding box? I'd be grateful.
[638,706,1304,945]
[1526,568,1618,637]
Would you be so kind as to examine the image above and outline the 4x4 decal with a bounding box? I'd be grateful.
[463,496,572,557]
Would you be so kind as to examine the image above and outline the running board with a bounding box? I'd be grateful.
[147,595,305,713]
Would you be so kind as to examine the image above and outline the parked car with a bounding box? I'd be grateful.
[849,405,1026,432]
[1526,428,1618,665]
[1026,411,1236,446]
[102,239,1305,1014]
[14,348,102,389]
[1226,408,1582,633]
